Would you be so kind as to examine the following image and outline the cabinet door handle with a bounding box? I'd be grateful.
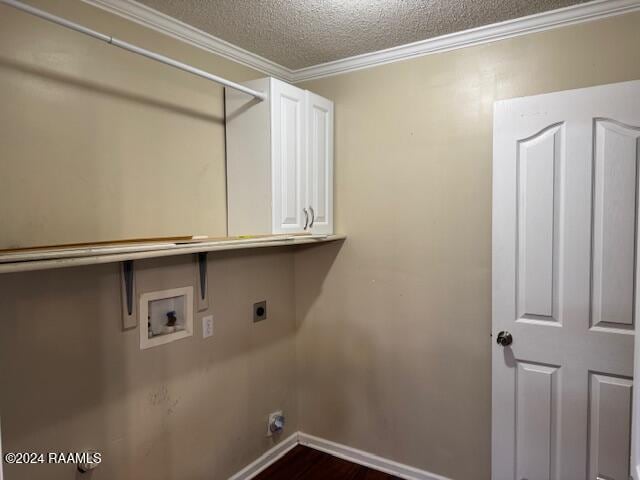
[309,206,315,228]
[303,208,309,230]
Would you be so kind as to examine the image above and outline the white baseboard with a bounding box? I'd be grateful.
[229,431,453,480]
[298,432,452,480]
[228,432,299,480]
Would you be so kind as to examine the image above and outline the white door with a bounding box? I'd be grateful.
[271,79,307,233]
[492,80,640,480]
[305,91,334,234]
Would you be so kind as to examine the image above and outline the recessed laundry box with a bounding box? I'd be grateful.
[139,287,194,350]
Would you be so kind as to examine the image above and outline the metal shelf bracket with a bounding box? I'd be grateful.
[121,260,137,329]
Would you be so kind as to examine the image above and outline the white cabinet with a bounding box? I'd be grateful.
[271,79,307,233]
[225,77,333,236]
[305,91,334,234]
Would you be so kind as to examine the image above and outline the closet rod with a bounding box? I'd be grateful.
[0,0,266,100]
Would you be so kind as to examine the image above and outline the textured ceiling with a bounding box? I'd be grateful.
[136,0,589,70]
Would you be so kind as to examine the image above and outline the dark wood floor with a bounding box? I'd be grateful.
[254,445,402,480]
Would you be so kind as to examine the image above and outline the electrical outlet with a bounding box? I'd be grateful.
[267,410,284,437]
[202,315,213,338]
[253,300,267,322]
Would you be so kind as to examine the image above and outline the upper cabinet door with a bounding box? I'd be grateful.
[305,91,334,234]
[271,80,307,234]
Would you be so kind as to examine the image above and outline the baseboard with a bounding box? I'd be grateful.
[228,432,299,480]
[298,432,453,480]
[229,431,453,480]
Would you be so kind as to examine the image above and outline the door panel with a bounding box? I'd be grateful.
[493,80,640,480]
[592,120,640,330]
[517,124,563,321]
[515,362,559,480]
[272,80,306,233]
[589,373,633,480]
[305,91,333,234]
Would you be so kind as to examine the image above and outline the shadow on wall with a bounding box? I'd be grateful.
[0,58,223,123]
[293,239,380,443]
[0,52,229,250]
[294,239,345,323]
[0,248,298,480]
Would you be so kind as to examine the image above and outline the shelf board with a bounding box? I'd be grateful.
[0,234,346,274]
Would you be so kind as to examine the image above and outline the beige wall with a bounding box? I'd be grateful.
[0,2,298,480]
[0,0,260,249]
[0,249,298,480]
[295,12,640,480]
[4,3,640,480]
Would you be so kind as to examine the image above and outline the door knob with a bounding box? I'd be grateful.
[496,331,513,347]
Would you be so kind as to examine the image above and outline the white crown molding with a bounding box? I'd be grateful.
[80,0,294,81]
[82,0,640,85]
[289,0,640,82]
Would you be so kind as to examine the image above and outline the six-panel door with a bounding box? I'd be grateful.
[492,81,640,480]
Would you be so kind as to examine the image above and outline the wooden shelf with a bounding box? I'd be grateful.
[0,234,346,274]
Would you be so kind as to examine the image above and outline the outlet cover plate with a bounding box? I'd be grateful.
[202,315,213,338]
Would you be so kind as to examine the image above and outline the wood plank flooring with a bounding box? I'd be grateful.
[253,445,401,480]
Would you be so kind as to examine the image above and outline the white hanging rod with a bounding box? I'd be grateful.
[0,0,266,100]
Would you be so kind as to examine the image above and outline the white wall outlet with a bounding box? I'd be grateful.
[202,315,214,339]
[266,410,284,437]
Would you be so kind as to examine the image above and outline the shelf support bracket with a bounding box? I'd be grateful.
[196,252,209,311]
[120,260,137,330]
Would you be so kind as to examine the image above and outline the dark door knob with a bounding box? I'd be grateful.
[496,331,513,347]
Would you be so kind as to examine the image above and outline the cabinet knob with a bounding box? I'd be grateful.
[309,206,315,228]
[303,208,309,230]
